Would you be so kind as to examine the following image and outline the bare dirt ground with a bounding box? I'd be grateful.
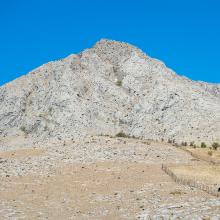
[0,136,220,219]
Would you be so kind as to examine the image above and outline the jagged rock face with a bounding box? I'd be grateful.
[0,39,220,143]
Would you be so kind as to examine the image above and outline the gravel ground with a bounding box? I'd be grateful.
[0,136,219,219]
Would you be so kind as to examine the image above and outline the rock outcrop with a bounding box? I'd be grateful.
[0,39,220,143]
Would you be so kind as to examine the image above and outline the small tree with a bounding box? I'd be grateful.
[181,142,188,146]
[201,142,207,148]
[212,142,220,150]
[190,141,195,147]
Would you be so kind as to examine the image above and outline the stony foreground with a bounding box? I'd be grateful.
[0,136,219,219]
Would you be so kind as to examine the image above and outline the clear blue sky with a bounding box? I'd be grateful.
[0,0,220,86]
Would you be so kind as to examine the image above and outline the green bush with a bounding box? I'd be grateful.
[20,126,28,134]
[48,107,53,114]
[168,139,172,144]
[212,142,220,150]
[115,131,128,138]
[181,142,188,146]
[201,142,207,148]
[115,80,122,86]
[190,141,195,147]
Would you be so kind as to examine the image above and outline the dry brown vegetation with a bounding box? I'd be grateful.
[185,147,220,164]
[168,164,220,187]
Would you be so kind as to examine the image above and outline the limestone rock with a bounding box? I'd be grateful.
[0,39,219,144]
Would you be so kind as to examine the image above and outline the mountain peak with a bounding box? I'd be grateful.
[0,40,219,144]
[91,39,148,66]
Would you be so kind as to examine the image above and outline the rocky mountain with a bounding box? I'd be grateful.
[0,39,220,144]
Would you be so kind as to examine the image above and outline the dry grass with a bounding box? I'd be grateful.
[186,147,220,164]
[169,164,220,187]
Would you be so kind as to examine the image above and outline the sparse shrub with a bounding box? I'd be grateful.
[168,139,172,144]
[48,107,53,114]
[170,190,182,196]
[201,142,207,148]
[20,126,26,132]
[115,131,128,138]
[190,141,195,147]
[212,142,220,150]
[115,131,138,139]
[115,80,122,86]
[20,126,28,134]
[181,142,188,147]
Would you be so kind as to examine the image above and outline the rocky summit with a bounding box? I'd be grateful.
[0,39,220,143]
[1,39,220,220]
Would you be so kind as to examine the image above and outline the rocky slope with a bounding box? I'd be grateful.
[0,39,220,144]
